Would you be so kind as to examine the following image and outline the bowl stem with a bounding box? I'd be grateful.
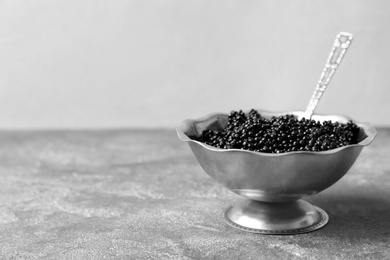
[223,199,328,234]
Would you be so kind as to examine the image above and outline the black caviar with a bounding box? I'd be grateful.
[192,109,360,153]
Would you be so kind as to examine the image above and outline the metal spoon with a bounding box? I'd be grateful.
[305,32,354,119]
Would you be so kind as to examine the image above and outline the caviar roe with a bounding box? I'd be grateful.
[192,109,360,153]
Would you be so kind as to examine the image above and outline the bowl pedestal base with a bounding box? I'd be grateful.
[223,199,329,235]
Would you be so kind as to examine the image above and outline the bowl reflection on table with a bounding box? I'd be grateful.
[177,109,377,234]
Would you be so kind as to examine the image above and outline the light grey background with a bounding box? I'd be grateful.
[0,0,389,129]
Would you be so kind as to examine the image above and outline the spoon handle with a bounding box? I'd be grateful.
[305,32,354,119]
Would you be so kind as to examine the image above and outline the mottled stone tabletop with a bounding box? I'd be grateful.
[0,128,389,259]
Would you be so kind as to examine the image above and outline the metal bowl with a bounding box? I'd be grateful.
[177,109,377,234]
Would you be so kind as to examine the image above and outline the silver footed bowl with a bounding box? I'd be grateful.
[177,109,377,234]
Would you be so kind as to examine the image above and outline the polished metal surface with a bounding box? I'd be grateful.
[223,200,329,235]
[177,110,376,202]
[305,32,354,118]
[177,109,376,234]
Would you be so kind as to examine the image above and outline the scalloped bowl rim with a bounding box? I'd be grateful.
[177,109,377,156]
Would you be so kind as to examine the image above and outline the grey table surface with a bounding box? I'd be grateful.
[0,128,389,260]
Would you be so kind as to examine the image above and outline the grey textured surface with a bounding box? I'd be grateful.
[0,129,389,260]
